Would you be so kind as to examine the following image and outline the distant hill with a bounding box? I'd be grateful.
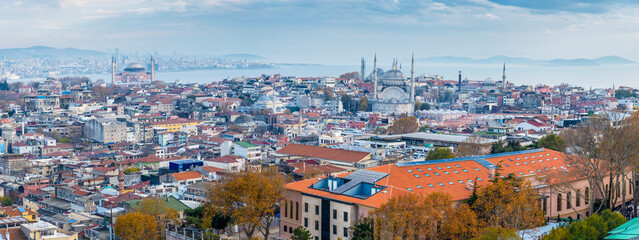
[218,54,266,60]
[417,55,636,66]
[0,46,105,58]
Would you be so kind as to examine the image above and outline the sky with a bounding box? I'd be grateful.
[1,0,639,64]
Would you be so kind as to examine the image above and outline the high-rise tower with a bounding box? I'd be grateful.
[458,71,462,93]
[150,56,156,82]
[502,62,507,88]
[360,57,365,81]
[111,56,116,86]
[373,53,378,100]
[410,53,415,101]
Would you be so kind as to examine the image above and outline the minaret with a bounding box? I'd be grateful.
[373,53,378,100]
[150,56,156,82]
[458,71,462,93]
[360,57,365,81]
[111,56,116,86]
[502,62,506,88]
[410,53,415,101]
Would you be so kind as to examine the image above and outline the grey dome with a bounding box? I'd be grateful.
[381,69,406,80]
[234,115,256,127]
[124,62,146,72]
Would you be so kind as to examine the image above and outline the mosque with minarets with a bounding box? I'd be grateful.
[366,53,416,115]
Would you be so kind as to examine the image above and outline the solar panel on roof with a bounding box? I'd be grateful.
[330,169,389,194]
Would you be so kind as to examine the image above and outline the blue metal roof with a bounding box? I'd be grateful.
[395,149,545,169]
[170,159,203,164]
[17,207,25,212]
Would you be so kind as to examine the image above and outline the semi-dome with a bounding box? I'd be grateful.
[381,69,406,80]
[234,115,256,127]
[123,62,146,72]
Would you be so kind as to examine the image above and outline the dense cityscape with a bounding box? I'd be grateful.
[3,0,639,240]
[0,51,636,240]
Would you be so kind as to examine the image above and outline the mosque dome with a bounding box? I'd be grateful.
[381,69,406,80]
[123,62,146,72]
[234,115,256,128]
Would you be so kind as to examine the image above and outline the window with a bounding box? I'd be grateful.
[295,202,299,220]
[344,227,349,237]
[305,203,308,212]
[576,190,581,207]
[557,194,562,212]
[304,218,308,227]
[315,205,319,215]
[289,227,293,233]
[315,237,319,240]
[617,181,621,198]
[333,209,337,219]
[542,198,547,214]
[585,187,590,204]
[315,220,319,230]
[290,200,293,219]
[284,201,288,218]
[284,226,288,232]
[567,191,572,209]
[344,212,348,222]
[333,225,337,235]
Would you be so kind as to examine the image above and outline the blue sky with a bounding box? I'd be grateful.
[1,0,638,64]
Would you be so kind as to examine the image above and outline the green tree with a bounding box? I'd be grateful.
[124,167,139,175]
[541,226,572,240]
[351,217,374,240]
[387,116,420,135]
[57,137,71,143]
[420,102,430,110]
[291,226,312,240]
[323,88,334,101]
[600,209,626,231]
[472,226,520,240]
[358,96,369,112]
[537,134,566,151]
[425,147,456,160]
[203,210,233,235]
[0,196,13,206]
[615,89,637,99]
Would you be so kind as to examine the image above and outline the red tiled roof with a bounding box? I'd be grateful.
[171,171,202,181]
[286,148,571,208]
[277,144,371,163]
[138,155,166,163]
[207,155,243,163]
[199,166,227,173]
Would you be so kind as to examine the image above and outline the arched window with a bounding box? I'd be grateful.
[630,180,633,195]
[557,194,562,212]
[567,191,572,209]
[295,202,299,220]
[576,189,581,207]
[284,201,288,218]
[289,200,293,219]
[585,187,590,204]
[617,181,621,198]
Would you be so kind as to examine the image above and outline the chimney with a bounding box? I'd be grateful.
[489,166,496,178]
[465,181,474,191]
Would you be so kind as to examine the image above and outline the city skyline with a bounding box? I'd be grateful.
[1,0,638,64]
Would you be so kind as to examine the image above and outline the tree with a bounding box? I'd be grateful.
[426,147,456,160]
[615,89,637,99]
[456,136,490,157]
[114,212,159,240]
[420,102,430,110]
[359,96,369,112]
[184,206,204,227]
[600,209,627,231]
[0,196,13,206]
[541,226,571,240]
[124,167,139,175]
[351,217,374,240]
[228,125,244,133]
[135,198,179,239]
[472,176,544,230]
[291,226,312,240]
[388,116,420,135]
[323,88,334,101]
[371,192,480,240]
[537,134,566,151]
[57,137,71,143]
[472,226,520,240]
[90,85,113,99]
[203,210,233,235]
[543,210,626,240]
[207,171,285,239]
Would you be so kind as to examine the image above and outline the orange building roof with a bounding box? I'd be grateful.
[286,148,571,209]
[277,144,371,163]
[171,171,202,181]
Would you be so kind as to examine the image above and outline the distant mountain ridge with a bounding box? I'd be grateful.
[0,46,106,57]
[417,55,635,66]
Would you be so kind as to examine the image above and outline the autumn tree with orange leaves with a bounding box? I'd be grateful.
[371,192,481,240]
[206,171,285,240]
[388,116,420,135]
[472,176,544,230]
[114,212,159,240]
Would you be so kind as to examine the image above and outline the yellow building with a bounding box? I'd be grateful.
[151,118,199,133]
